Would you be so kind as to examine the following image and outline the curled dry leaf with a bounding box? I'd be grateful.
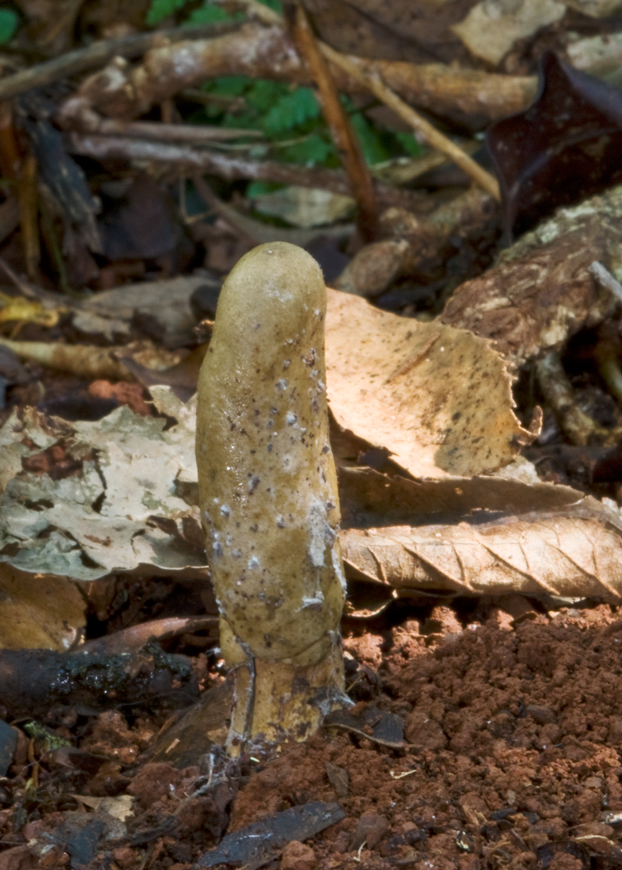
[487,53,622,239]
[325,288,532,479]
[442,184,622,367]
[341,497,622,599]
[338,464,582,528]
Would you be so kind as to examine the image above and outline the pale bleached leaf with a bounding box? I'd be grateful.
[0,393,205,581]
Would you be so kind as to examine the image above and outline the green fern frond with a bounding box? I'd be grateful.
[350,113,390,165]
[186,4,238,24]
[278,133,334,166]
[262,88,320,137]
[146,0,189,25]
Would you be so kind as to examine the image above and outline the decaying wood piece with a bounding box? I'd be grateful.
[341,497,622,600]
[334,187,497,297]
[0,21,242,104]
[57,23,535,129]
[196,243,346,753]
[442,185,622,368]
[0,647,199,719]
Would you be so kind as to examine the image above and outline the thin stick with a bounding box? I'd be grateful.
[0,21,242,103]
[320,46,500,201]
[65,132,429,212]
[291,2,377,240]
[67,116,262,142]
[239,0,500,201]
[589,260,622,305]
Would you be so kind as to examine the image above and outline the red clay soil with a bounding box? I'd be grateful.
[229,599,622,870]
[4,596,622,869]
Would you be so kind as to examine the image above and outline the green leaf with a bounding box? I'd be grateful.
[256,0,283,11]
[205,76,250,97]
[279,134,334,166]
[146,0,188,24]
[262,87,320,137]
[350,113,390,165]
[0,8,18,43]
[246,181,285,199]
[395,131,425,158]
[186,3,239,24]
[246,80,289,114]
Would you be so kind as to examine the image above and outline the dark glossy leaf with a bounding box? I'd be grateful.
[198,802,345,868]
[487,51,622,239]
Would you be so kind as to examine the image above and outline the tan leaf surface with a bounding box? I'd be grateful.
[341,498,622,599]
[325,288,532,479]
[0,566,85,650]
[451,0,565,65]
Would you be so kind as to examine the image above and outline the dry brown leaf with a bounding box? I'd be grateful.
[341,497,622,599]
[442,185,622,367]
[0,565,85,650]
[338,464,582,528]
[325,288,532,479]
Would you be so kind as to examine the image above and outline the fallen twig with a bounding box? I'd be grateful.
[320,44,501,201]
[59,23,535,127]
[63,116,262,142]
[0,21,243,103]
[291,2,378,239]
[334,186,496,297]
[536,350,619,446]
[65,132,431,212]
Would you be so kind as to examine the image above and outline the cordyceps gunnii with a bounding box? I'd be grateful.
[195,242,347,754]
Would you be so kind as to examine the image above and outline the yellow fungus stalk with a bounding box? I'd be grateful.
[195,242,346,753]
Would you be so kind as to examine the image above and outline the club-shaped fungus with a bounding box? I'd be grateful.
[196,242,347,753]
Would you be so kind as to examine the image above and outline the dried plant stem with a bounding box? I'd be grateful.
[18,155,40,283]
[0,21,242,103]
[291,2,377,240]
[65,132,428,212]
[239,0,500,201]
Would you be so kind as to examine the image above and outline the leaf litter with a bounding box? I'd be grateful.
[5,3,622,867]
[3,288,622,609]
